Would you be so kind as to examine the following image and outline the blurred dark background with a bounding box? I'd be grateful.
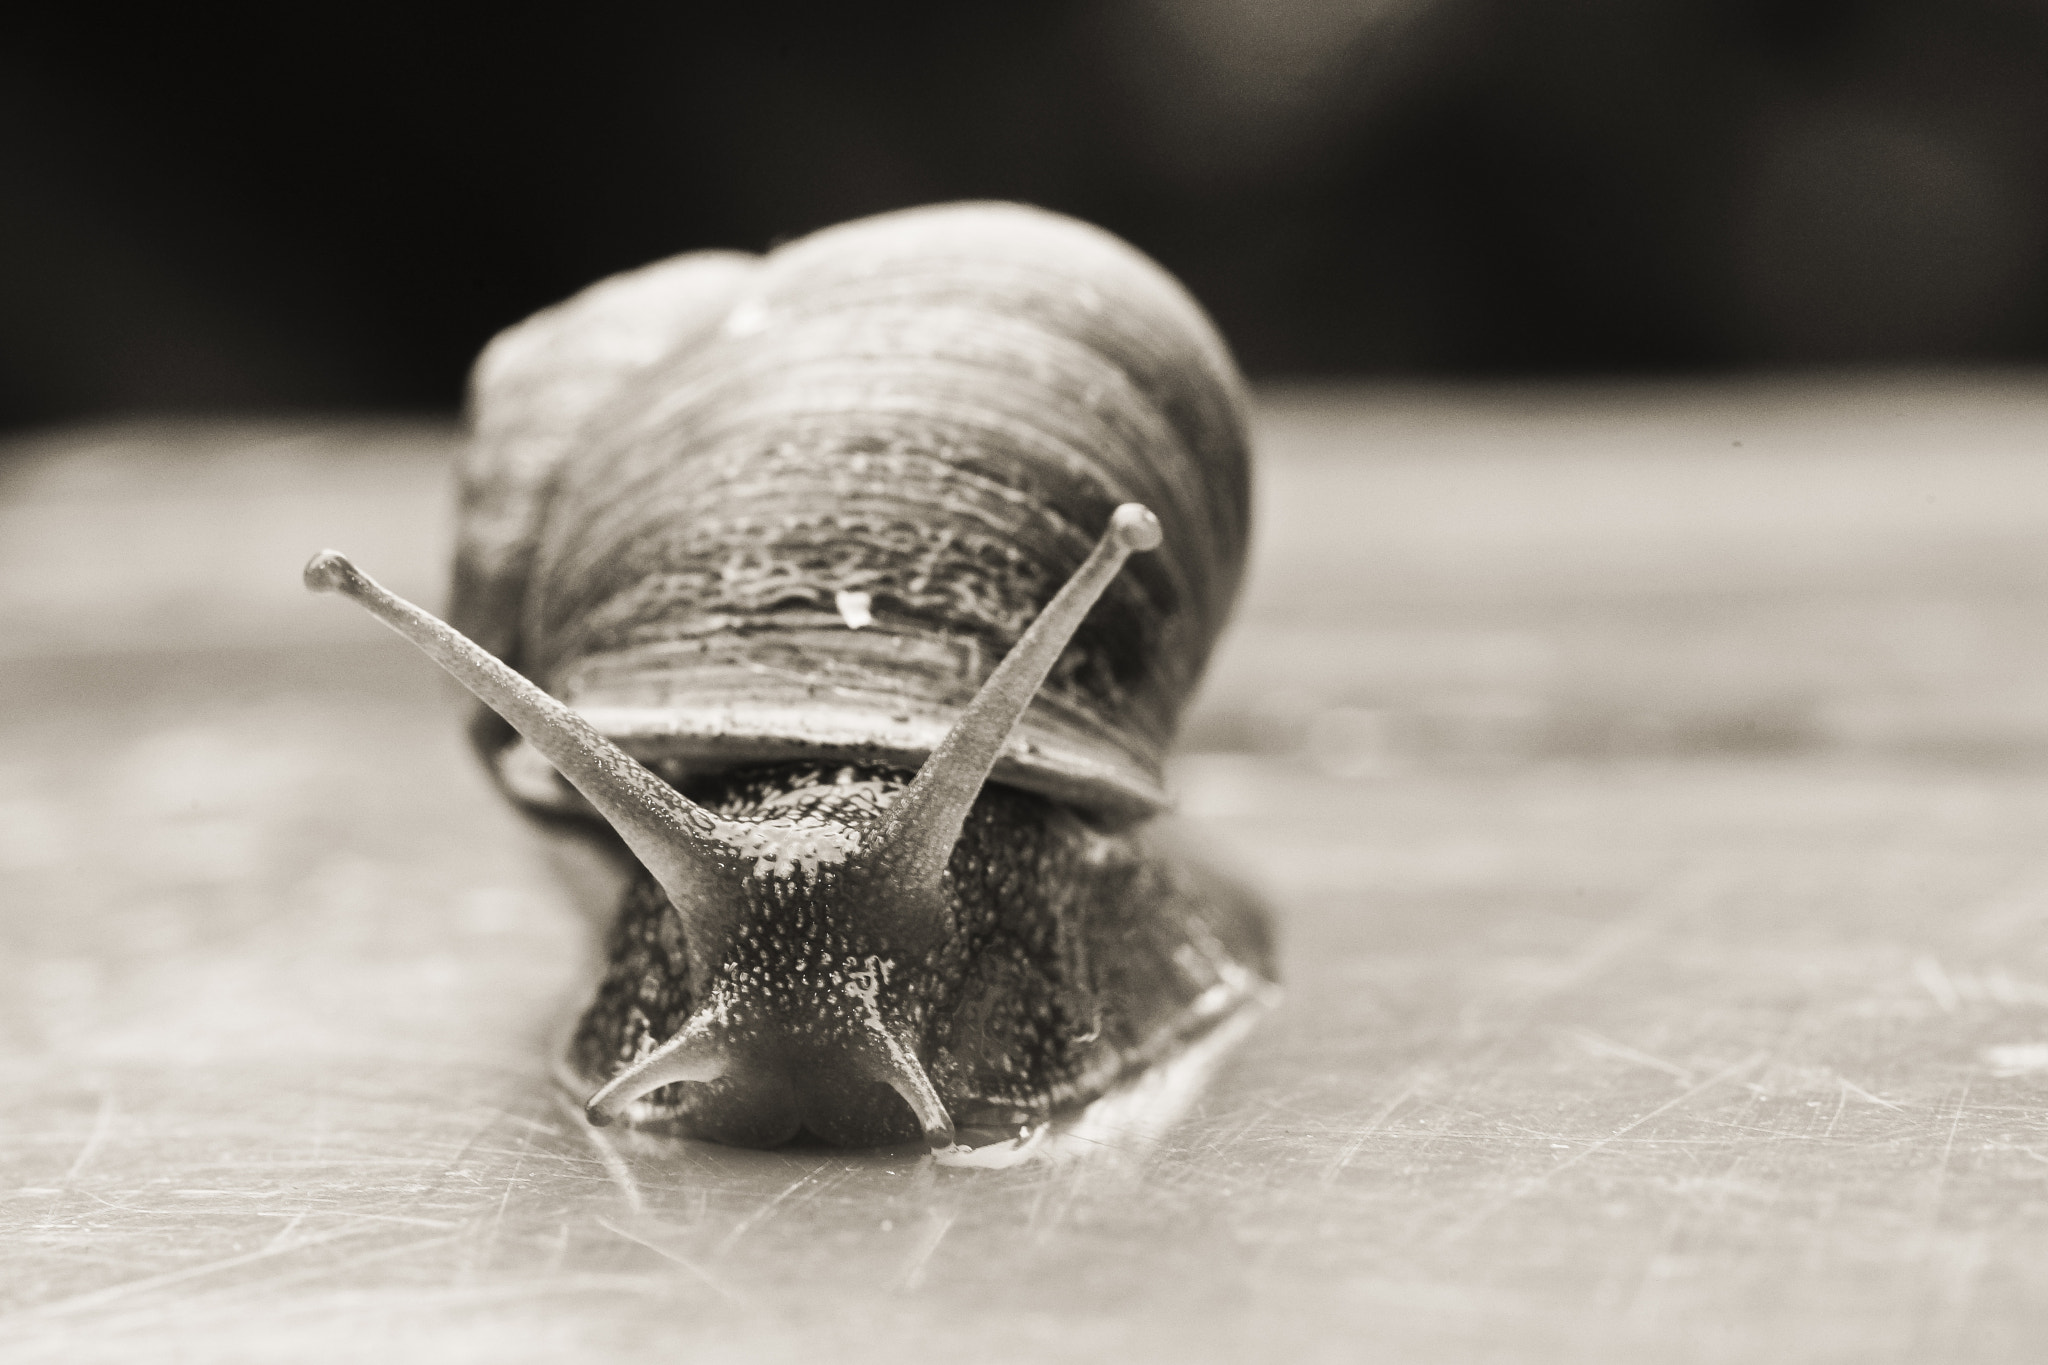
[5,0,2047,432]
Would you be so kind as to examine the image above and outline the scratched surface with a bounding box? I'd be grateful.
[6,381,2048,1363]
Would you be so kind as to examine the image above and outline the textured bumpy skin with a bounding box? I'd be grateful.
[565,764,1275,1148]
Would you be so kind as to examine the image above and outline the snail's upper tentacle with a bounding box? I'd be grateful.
[863,503,1162,915]
[303,550,730,909]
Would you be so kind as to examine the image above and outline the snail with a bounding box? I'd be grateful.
[306,202,1275,1152]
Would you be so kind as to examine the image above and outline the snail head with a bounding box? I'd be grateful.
[303,503,1162,1149]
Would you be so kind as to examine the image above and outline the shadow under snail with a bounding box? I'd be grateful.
[306,202,1277,1153]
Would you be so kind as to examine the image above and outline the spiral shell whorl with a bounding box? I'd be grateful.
[470,203,1251,820]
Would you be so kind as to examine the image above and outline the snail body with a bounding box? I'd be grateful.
[310,203,1274,1151]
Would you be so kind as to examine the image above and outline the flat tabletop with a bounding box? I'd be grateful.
[5,377,2048,1363]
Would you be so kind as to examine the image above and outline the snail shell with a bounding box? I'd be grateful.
[456,203,1250,822]
[313,202,1274,1151]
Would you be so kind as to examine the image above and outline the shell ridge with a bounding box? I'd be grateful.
[494,203,1247,819]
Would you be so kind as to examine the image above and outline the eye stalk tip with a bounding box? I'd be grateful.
[303,549,359,595]
[582,1101,616,1129]
[1110,503,1162,553]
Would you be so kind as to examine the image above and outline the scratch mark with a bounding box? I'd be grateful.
[1824,1084,1849,1139]
[1538,868,1724,1001]
[895,1209,957,1291]
[1433,1051,1767,1246]
[1556,1051,1767,1170]
[78,1190,159,1214]
[716,1159,837,1254]
[260,1212,307,1253]
[125,1233,469,1317]
[597,1216,746,1304]
[1926,1080,1971,1224]
[559,1094,642,1214]
[348,1211,464,1229]
[6,1223,378,1320]
[1568,1029,1696,1084]
[1837,1075,1903,1112]
[1319,1079,1422,1188]
[157,1157,449,1173]
[487,1107,562,1137]
[480,1126,532,1271]
[1204,1093,1286,1153]
[59,1092,114,1185]
[485,1184,512,1265]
